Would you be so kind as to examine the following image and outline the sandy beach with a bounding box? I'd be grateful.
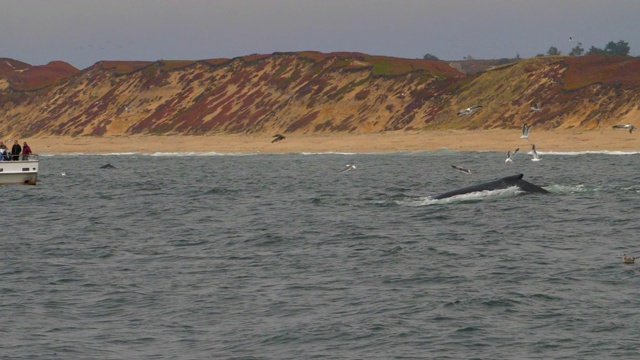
[21,129,640,155]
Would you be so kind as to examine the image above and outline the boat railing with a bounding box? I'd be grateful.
[0,154,38,161]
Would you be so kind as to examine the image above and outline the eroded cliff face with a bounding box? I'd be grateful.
[0,52,639,137]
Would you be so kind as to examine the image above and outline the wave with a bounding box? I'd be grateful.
[299,151,358,155]
[544,184,589,193]
[39,148,640,157]
[534,150,640,156]
[42,151,262,157]
[146,151,259,157]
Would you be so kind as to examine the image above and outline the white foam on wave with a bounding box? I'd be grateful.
[300,151,358,155]
[44,151,263,157]
[532,150,640,156]
[98,152,139,156]
[544,184,588,193]
[39,153,86,157]
[146,151,259,157]
[39,149,640,157]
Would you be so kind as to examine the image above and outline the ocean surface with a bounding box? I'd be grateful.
[2,149,640,359]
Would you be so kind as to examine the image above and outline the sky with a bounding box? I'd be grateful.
[1,0,639,70]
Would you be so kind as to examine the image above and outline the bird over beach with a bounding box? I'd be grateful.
[451,165,472,174]
[271,134,286,143]
[505,148,519,163]
[530,103,542,112]
[521,123,530,139]
[612,124,635,133]
[340,164,357,173]
[531,144,541,161]
[457,105,482,116]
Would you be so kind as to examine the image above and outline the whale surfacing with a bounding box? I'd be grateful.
[433,174,549,200]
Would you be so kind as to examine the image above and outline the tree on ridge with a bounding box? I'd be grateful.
[547,46,561,56]
[569,42,585,56]
[422,53,440,61]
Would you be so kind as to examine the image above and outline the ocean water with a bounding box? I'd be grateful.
[2,149,640,359]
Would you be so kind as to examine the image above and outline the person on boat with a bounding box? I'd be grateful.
[22,142,32,160]
[11,140,21,161]
[0,148,5,161]
[0,141,6,151]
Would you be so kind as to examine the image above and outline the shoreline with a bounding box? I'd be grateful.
[20,129,640,155]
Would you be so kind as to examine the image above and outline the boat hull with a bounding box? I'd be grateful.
[0,159,39,185]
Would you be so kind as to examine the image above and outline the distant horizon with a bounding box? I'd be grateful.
[8,50,638,72]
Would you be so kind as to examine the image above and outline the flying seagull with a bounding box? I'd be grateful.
[505,148,519,163]
[451,165,472,174]
[457,105,482,116]
[531,144,541,161]
[340,164,357,173]
[271,134,286,143]
[521,123,530,139]
[569,36,573,42]
[612,124,635,133]
[530,103,542,112]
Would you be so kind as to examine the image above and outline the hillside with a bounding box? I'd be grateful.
[0,52,639,137]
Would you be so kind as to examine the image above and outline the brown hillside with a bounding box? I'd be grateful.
[0,60,79,91]
[0,53,638,138]
[561,55,640,90]
[0,58,32,76]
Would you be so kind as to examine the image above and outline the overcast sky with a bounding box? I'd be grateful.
[1,0,639,69]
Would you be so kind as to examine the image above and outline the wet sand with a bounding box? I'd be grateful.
[23,129,640,154]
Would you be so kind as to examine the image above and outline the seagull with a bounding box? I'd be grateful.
[521,123,530,139]
[569,36,573,42]
[505,148,519,163]
[271,134,286,143]
[612,124,635,133]
[451,165,471,174]
[531,144,541,161]
[530,103,542,112]
[340,164,357,173]
[124,106,131,112]
[623,254,635,264]
[61,172,66,176]
[457,105,482,116]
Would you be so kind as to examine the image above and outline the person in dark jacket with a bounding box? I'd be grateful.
[22,142,32,160]
[11,140,21,161]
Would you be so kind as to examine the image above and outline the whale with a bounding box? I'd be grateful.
[100,163,116,169]
[433,174,549,200]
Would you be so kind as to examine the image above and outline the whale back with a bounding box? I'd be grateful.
[433,173,548,200]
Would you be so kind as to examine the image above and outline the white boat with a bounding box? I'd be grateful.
[0,155,39,185]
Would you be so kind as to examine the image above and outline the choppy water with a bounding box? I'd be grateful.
[2,150,640,359]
